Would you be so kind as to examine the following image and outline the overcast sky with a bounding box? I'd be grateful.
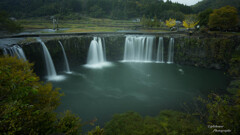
[164,0,202,6]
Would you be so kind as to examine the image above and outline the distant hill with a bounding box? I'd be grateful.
[0,0,193,20]
[193,0,240,13]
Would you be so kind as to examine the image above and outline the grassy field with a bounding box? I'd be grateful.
[19,17,171,33]
[19,17,137,32]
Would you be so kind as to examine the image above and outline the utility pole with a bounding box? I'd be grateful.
[56,18,59,30]
[53,18,57,30]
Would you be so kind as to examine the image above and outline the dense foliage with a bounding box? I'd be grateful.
[208,6,239,31]
[104,111,208,135]
[0,11,22,33]
[198,8,213,27]
[1,0,239,20]
[0,57,82,135]
[0,0,192,20]
[229,45,240,78]
[197,89,240,134]
[193,0,240,13]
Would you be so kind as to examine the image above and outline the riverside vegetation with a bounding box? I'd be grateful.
[0,57,82,135]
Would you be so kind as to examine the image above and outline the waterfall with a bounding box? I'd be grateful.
[3,48,8,55]
[123,35,154,62]
[167,38,174,64]
[156,37,164,63]
[145,37,154,62]
[3,45,27,61]
[58,41,71,73]
[12,45,27,61]
[86,37,109,68]
[37,38,58,80]
[102,38,107,61]
[96,37,105,63]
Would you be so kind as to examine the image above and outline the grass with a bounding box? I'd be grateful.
[18,17,169,33]
[15,17,240,35]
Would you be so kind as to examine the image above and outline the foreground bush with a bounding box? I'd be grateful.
[198,89,240,134]
[0,57,81,134]
[104,111,208,135]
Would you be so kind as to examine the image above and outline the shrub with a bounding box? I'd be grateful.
[0,57,81,134]
[198,90,240,134]
[104,111,207,135]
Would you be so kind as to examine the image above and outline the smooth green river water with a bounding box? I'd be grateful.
[51,62,229,128]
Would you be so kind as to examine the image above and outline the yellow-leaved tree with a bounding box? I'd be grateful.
[183,15,199,29]
[166,18,176,28]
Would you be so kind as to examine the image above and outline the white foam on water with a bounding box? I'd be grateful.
[47,75,66,81]
[84,62,113,69]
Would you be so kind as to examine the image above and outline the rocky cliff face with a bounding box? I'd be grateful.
[174,36,240,70]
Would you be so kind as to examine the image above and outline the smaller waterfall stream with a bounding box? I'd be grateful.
[85,37,111,68]
[102,38,107,61]
[3,48,8,55]
[156,37,164,63]
[3,45,27,61]
[37,38,64,81]
[167,38,174,64]
[58,41,71,73]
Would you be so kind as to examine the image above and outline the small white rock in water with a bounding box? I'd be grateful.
[178,69,184,74]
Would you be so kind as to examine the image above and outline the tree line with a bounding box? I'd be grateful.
[0,0,192,20]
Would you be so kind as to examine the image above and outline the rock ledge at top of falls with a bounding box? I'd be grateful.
[0,31,185,39]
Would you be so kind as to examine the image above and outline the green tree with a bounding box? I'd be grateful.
[208,6,239,30]
[0,57,82,135]
[198,8,213,27]
[90,5,105,18]
[160,10,185,21]
[104,111,207,135]
[198,89,240,134]
[193,0,240,13]
[0,11,22,33]
[146,17,153,27]
[153,15,158,27]
[88,126,104,135]
[141,14,147,27]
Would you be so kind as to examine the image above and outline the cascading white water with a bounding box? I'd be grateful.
[123,35,155,62]
[4,45,27,61]
[3,48,8,55]
[85,37,110,68]
[96,37,105,63]
[145,37,154,62]
[12,45,27,61]
[37,38,60,80]
[102,38,107,61]
[167,38,174,64]
[58,41,71,73]
[156,37,164,63]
